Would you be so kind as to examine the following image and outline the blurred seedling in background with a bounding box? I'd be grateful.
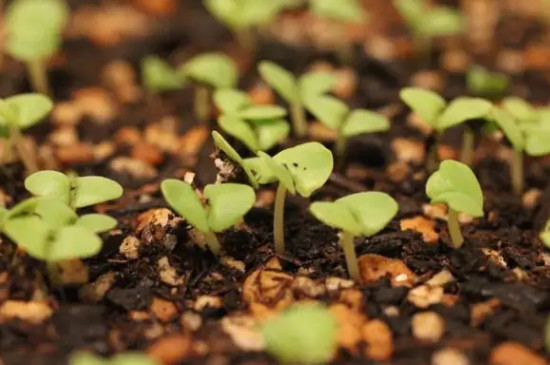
[310,192,398,281]
[393,0,463,61]
[259,61,336,138]
[5,0,69,95]
[178,53,238,122]
[467,66,510,99]
[540,219,550,249]
[161,180,255,255]
[262,304,338,365]
[305,95,389,162]
[426,160,484,248]
[400,87,492,169]
[214,89,289,152]
[70,351,158,365]
[141,55,185,94]
[0,93,53,174]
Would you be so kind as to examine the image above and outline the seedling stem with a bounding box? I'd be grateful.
[194,84,210,122]
[273,183,287,254]
[447,208,463,248]
[236,28,257,53]
[204,230,222,255]
[511,148,524,195]
[339,231,360,282]
[290,102,307,138]
[461,126,475,165]
[335,133,346,162]
[27,60,50,96]
[426,134,440,172]
[10,124,38,174]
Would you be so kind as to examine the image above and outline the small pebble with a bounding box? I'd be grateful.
[411,311,445,342]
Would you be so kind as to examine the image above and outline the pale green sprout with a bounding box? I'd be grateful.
[467,66,510,98]
[141,55,185,93]
[70,351,158,365]
[309,0,367,23]
[310,192,398,281]
[214,89,290,151]
[540,219,550,249]
[393,0,463,60]
[178,53,238,122]
[252,142,333,254]
[305,95,389,160]
[0,93,53,174]
[259,61,336,138]
[400,87,493,168]
[5,0,69,95]
[211,131,259,189]
[426,160,484,248]
[262,304,338,365]
[161,180,255,255]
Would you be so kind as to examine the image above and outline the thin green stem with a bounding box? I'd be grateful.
[290,102,307,138]
[447,208,464,249]
[235,28,257,54]
[340,231,360,282]
[27,60,50,96]
[460,126,475,166]
[335,132,347,170]
[10,125,38,174]
[426,133,440,172]
[511,148,524,195]
[194,84,210,123]
[204,230,222,255]
[273,183,287,255]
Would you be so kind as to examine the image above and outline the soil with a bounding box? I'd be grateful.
[2,0,550,364]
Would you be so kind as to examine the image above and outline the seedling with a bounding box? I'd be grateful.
[252,142,333,254]
[141,55,185,94]
[70,351,157,365]
[161,180,255,255]
[259,61,336,137]
[309,0,367,24]
[305,95,389,160]
[540,220,550,249]
[0,93,53,174]
[5,0,69,95]
[178,53,238,122]
[262,304,338,365]
[400,88,493,168]
[425,160,484,248]
[393,0,463,60]
[310,192,398,281]
[467,66,510,99]
[214,89,289,151]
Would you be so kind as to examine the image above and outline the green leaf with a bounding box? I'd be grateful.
[25,170,71,204]
[525,129,550,156]
[112,353,158,365]
[262,304,338,365]
[256,119,290,151]
[34,198,77,229]
[467,66,509,97]
[502,97,538,124]
[4,94,53,129]
[73,176,123,208]
[204,183,255,232]
[258,151,296,194]
[69,352,110,365]
[3,215,50,259]
[48,226,102,262]
[305,95,349,130]
[309,201,362,235]
[76,214,117,233]
[214,89,251,114]
[425,160,484,217]
[239,0,285,26]
[211,131,259,189]
[336,192,398,236]
[182,53,238,89]
[299,72,337,100]
[420,7,464,37]
[204,0,240,29]
[238,105,287,120]
[489,108,525,151]
[310,0,367,23]
[218,114,260,151]
[141,56,185,93]
[393,0,425,28]
[161,179,210,232]
[258,61,300,104]
[242,157,277,184]
[342,110,390,137]
[272,142,334,197]
[5,196,43,219]
[436,97,493,130]
[399,87,446,127]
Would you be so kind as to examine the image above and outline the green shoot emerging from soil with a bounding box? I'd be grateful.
[393,0,463,60]
[178,53,238,122]
[214,89,289,151]
[400,87,493,168]
[467,66,510,99]
[253,142,333,254]
[70,351,158,365]
[259,61,336,138]
[0,94,53,174]
[305,95,389,161]
[262,303,338,365]
[426,160,484,248]
[161,180,255,255]
[141,55,186,94]
[310,192,398,281]
[5,0,69,95]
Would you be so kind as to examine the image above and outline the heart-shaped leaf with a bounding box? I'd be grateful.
[489,107,525,151]
[214,89,251,114]
[394,0,425,27]
[76,214,117,233]
[467,66,509,97]
[25,170,71,204]
[48,226,102,262]
[238,105,287,120]
[4,94,53,129]
[161,179,210,232]
[218,114,260,151]
[3,215,50,259]
[73,176,123,208]
[204,183,255,232]
[399,87,446,127]
[437,97,493,130]
[502,97,538,124]
[309,201,362,235]
[242,157,277,184]
[182,53,238,89]
[336,192,398,236]
[258,152,296,194]
[342,110,390,137]
[305,95,349,130]
[299,72,337,100]
[141,56,185,93]
[211,131,259,188]
[204,0,239,29]
[258,61,300,104]
[256,119,290,150]
[34,198,77,229]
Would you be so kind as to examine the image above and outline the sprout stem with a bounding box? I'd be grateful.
[10,124,38,174]
[426,134,440,172]
[204,230,222,255]
[273,183,287,255]
[340,231,360,282]
[236,28,257,53]
[194,84,210,123]
[511,148,524,195]
[290,102,307,138]
[334,133,347,167]
[447,208,464,248]
[27,60,50,96]
[460,126,475,166]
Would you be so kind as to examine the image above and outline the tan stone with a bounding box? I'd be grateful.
[157,257,185,286]
[489,342,546,365]
[408,285,444,308]
[221,315,264,351]
[48,259,89,286]
[148,334,191,365]
[131,143,163,166]
[179,126,209,157]
[471,298,501,327]
[386,161,410,183]
[412,311,445,342]
[243,261,294,309]
[423,203,448,221]
[522,189,542,209]
[392,138,425,164]
[110,157,157,179]
[339,289,363,311]
[333,67,357,99]
[181,311,202,331]
[358,254,417,287]
[292,276,327,298]
[0,301,53,324]
[52,102,82,126]
[73,88,117,123]
[325,277,355,292]
[115,127,142,146]
[330,303,366,352]
[248,84,274,105]
[411,71,444,92]
[426,270,455,287]
[362,319,393,361]
[120,235,141,259]
[102,60,141,103]
[56,143,94,164]
[150,297,178,323]
[432,347,470,365]
[221,257,246,273]
[400,216,439,243]
[144,118,180,153]
[79,271,116,302]
[194,296,222,312]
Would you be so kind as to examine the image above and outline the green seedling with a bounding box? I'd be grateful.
[178,53,238,122]
[259,61,336,138]
[467,66,510,99]
[262,303,338,365]
[540,219,550,249]
[426,160,484,248]
[310,192,397,281]
[70,351,157,365]
[161,180,255,255]
[212,131,260,189]
[309,0,366,23]
[305,95,389,160]
[214,89,289,151]
[251,142,333,254]
[5,0,69,95]
[0,93,53,174]
[393,0,463,60]
[141,55,185,94]
[400,87,493,168]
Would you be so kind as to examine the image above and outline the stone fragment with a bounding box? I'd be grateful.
[412,311,445,342]
[362,319,393,360]
[359,254,417,287]
[489,342,546,365]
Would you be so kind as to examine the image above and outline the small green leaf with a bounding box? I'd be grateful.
[48,226,102,262]
[258,61,300,104]
[426,160,484,217]
[502,97,538,124]
[342,110,390,137]
[310,0,367,23]
[309,201,362,236]
[399,87,446,127]
[420,7,463,37]
[214,89,251,114]
[467,66,509,97]
[182,53,238,89]
[3,215,50,259]
[204,0,239,29]
[256,119,290,151]
[337,192,398,236]
[141,56,185,93]
[393,0,425,28]
[242,157,277,184]
[239,0,286,26]
[112,353,158,365]
[258,151,296,194]
[5,196,43,219]
[436,97,493,130]
[34,198,77,229]
[305,95,349,130]
[211,131,259,188]
[4,94,53,129]
[299,72,337,100]
[25,170,71,204]
[76,214,117,233]
[204,183,255,232]
[73,176,123,208]
[218,114,260,151]
[525,129,550,156]
[161,179,210,232]
[238,105,287,120]
[490,107,525,151]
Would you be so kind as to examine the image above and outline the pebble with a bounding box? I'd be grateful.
[157,257,185,286]
[221,315,264,351]
[150,297,178,322]
[362,319,393,360]
[392,138,425,164]
[110,157,157,179]
[522,189,542,209]
[330,303,366,352]
[79,271,116,302]
[407,285,444,309]
[131,143,164,166]
[432,348,470,365]
[358,254,417,287]
[119,235,141,259]
[181,311,202,331]
[489,342,546,365]
[243,266,294,309]
[194,295,222,311]
[471,298,501,327]
[56,143,94,164]
[48,259,89,286]
[400,216,439,243]
[0,300,53,324]
[411,311,445,342]
[148,334,191,365]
